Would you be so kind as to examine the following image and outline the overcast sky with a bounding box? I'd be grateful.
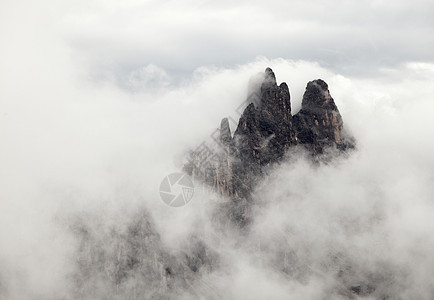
[2,0,434,90]
[65,0,434,77]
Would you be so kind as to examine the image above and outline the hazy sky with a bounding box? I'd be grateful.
[2,0,434,90]
[62,0,434,79]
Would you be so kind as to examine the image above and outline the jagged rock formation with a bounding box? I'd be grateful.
[177,68,357,293]
[234,68,296,168]
[70,210,205,299]
[293,78,354,153]
[65,69,409,300]
[185,68,354,226]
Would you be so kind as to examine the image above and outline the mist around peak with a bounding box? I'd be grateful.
[1,37,434,298]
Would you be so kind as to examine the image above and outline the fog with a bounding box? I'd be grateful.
[1,0,434,299]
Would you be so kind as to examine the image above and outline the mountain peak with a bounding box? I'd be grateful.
[185,68,355,225]
[219,117,231,145]
[264,67,276,80]
[260,67,278,94]
[301,79,336,110]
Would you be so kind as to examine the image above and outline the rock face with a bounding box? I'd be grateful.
[293,79,354,154]
[234,67,296,169]
[70,211,197,299]
[185,68,354,226]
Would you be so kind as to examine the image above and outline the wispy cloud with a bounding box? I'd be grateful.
[1,0,434,298]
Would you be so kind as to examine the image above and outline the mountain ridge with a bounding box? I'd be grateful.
[185,67,355,226]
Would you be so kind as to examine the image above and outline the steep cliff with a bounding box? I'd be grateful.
[293,78,354,153]
[185,68,354,226]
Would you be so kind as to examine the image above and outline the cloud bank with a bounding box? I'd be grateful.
[1,0,434,298]
[1,52,434,297]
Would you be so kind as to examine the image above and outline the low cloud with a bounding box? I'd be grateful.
[1,2,434,297]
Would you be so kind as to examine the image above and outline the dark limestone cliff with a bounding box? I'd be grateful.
[185,68,355,226]
[293,78,354,154]
[233,67,297,169]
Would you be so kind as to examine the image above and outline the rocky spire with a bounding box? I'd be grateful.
[233,68,296,168]
[185,68,355,225]
[293,79,354,154]
[219,117,232,145]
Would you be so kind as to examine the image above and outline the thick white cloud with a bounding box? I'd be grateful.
[1,0,434,298]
